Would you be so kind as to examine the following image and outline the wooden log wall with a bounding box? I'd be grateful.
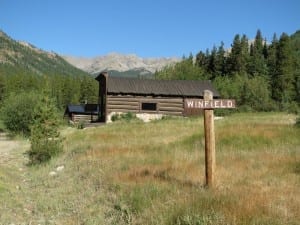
[71,114,98,123]
[107,95,184,116]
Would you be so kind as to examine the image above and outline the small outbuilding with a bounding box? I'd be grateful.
[64,104,99,123]
[95,72,219,123]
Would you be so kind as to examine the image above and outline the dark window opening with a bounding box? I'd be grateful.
[141,102,157,111]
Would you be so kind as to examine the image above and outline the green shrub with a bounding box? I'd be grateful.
[77,120,85,129]
[111,112,137,122]
[0,91,39,136]
[28,136,62,164]
[296,116,300,128]
[27,94,63,164]
[111,113,119,122]
[285,101,299,114]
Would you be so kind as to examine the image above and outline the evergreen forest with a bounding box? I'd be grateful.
[156,30,300,113]
[0,30,98,111]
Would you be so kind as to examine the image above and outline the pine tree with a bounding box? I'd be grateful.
[215,42,227,76]
[79,75,98,104]
[240,35,250,72]
[254,29,264,53]
[248,30,268,76]
[228,34,241,73]
[28,91,63,164]
[263,39,268,59]
[267,34,279,81]
[195,50,209,71]
[207,46,217,77]
[273,33,296,106]
[228,34,249,74]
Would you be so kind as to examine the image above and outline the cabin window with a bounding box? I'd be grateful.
[141,102,157,111]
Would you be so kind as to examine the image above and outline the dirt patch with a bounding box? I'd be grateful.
[0,132,29,165]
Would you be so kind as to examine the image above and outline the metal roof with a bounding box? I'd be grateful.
[66,104,99,114]
[67,105,85,113]
[106,77,220,97]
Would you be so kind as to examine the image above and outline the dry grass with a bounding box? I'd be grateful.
[66,113,299,225]
[0,113,299,224]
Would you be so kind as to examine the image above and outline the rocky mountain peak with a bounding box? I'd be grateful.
[63,53,181,75]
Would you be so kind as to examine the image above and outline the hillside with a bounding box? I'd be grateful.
[0,30,98,109]
[0,30,89,77]
[63,52,180,76]
[0,30,179,78]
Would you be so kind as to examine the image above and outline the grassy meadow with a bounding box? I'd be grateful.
[0,113,299,224]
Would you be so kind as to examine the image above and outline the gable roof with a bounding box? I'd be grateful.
[96,75,220,98]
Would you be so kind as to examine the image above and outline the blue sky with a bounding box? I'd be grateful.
[0,0,299,58]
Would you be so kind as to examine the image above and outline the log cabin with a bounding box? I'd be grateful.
[95,72,220,123]
[64,104,99,123]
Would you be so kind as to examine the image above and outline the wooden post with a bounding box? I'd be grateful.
[203,90,216,188]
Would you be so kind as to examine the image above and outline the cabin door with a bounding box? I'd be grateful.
[98,74,107,122]
[99,94,106,122]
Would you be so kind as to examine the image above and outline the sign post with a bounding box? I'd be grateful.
[184,92,236,188]
[203,90,215,188]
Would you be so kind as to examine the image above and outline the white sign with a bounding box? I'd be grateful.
[185,99,236,109]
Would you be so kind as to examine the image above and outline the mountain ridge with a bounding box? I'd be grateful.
[63,52,181,76]
[1,30,180,78]
[0,30,89,77]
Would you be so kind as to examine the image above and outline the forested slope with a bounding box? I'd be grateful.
[155,30,300,112]
[0,30,98,109]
